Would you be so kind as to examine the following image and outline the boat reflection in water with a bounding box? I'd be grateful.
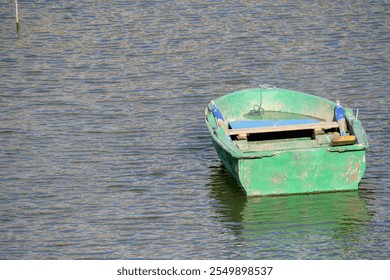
[208,167,370,259]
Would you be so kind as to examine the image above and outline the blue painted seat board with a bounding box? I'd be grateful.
[229,119,320,129]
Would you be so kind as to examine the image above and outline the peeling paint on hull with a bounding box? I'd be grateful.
[238,149,366,196]
[213,139,366,196]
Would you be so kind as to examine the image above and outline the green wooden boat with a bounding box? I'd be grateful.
[205,86,369,197]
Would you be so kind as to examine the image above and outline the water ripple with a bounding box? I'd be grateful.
[0,0,389,259]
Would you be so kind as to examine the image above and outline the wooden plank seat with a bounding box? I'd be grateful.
[228,121,339,136]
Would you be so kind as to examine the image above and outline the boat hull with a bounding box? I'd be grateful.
[213,138,366,196]
[206,87,368,196]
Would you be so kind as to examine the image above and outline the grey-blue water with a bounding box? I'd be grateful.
[0,0,389,259]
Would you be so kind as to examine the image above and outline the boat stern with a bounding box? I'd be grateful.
[237,146,366,197]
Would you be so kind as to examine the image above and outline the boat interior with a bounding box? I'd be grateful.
[208,88,358,153]
[227,112,350,152]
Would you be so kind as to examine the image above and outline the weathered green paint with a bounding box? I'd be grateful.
[205,88,368,196]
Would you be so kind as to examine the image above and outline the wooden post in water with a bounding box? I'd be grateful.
[15,0,20,32]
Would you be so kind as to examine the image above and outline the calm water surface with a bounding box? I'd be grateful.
[0,0,389,259]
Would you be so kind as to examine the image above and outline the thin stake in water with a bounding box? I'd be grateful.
[15,0,20,32]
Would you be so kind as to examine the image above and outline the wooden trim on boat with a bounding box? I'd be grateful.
[228,122,339,136]
[330,135,356,146]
